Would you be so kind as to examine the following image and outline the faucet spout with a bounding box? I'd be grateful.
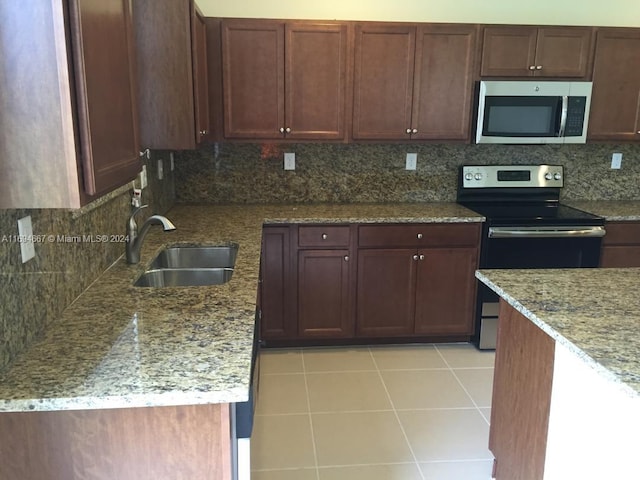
[126,205,176,264]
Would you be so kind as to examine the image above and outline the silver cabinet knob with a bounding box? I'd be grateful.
[412,254,419,261]
[529,65,536,70]
[406,128,412,134]
[417,233,423,239]
[536,65,543,70]
[279,127,285,133]
[199,130,207,135]
[285,127,291,133]
[419,254,425,260]
[412,128,418,134]
[321,233,328,240]
[344,255,349,262]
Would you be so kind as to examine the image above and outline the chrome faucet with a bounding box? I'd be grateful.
[126,205,176,264]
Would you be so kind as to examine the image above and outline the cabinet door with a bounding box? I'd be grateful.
[286,23,348,140]
[298,250,353,337]
[412,24,477,140]
[600,221,640,267]
[222,20,285,138]
[353,24,416,139]
[480,26,537,77]
[356,249,416,337]
[192,9,210,144]
[588,28,640,141]
[69,0,140,196]
[414,248,477,335]
[534,27,593,78]
[260,227,295,340]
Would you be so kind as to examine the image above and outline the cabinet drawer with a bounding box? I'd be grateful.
[358,224,481,248]
[298,226,351,248]
[602,222,640,245]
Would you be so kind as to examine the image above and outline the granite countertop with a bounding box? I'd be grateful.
[565,200,640,221]
[476,268,640,398]
[0,203,483,412]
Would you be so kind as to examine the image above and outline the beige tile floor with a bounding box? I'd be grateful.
[251,343,496,480]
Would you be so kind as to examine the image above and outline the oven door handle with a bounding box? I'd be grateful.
[488,226,606,238]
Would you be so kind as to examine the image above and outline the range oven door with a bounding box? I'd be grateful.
[475,225,604,349]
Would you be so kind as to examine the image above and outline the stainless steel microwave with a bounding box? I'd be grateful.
[475,80,592,144]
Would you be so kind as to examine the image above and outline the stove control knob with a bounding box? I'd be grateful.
[465,172,474,181]
[544,172,553,180]
[554,173,562,180]
[474,173,483,181]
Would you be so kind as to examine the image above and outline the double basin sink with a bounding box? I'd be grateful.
[134,244,238,288]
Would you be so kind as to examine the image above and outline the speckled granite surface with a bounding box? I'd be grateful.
[564,200,640,221]
[476,268,640,398]
[0,203,481,412]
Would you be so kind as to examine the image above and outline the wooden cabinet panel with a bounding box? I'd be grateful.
[356,249,416,336]
[69,0,140,197]
[260,227,295,340]
[134,0,210,149]
[222,21,284,139]
[414,248,477,335]
[222,20,347,140]
[588,28,640,141]
[286,23,348,139]
[298,250,353,337]
[481,26,593,78]
[412,24,478,140]
[490,301,554,480]
[298,225,351,247]
[600,221,640,267]
[0,404,231,480]
[352,24,415,139]
[359,224,481,248]
[480,26,537,77]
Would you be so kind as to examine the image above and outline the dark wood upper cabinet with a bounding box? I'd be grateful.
[588,28,640,141]
[0,0,140,207]
[221,20,348,140]
[481,26,593,78]
[69,0,140,197]
[133,0,210,149]
[353,23,478,141]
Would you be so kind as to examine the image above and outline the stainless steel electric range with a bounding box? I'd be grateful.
[457,164,606,349]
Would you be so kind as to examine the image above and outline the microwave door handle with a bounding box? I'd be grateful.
[558,95,568,137]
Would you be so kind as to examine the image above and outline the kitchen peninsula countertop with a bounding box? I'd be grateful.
[476,268,640,397]
[0,203,483,412]
[565,200,640,221]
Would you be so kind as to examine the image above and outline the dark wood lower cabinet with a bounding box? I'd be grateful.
[600,221,640,267]
[298,249,353,337]
[356,249,416,336]
[260,223,481,344]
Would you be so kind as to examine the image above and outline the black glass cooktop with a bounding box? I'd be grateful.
[460,202,605,226]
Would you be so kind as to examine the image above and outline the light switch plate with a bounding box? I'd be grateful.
[157,159,164,180]
[17,216,36,263]
[406,153,417,170]
[611,153,622,169]
[284,152,295,170]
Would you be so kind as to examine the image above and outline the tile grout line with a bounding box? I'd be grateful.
[368,346,427,480]
[300,348,321,480]
[433,345,492,426]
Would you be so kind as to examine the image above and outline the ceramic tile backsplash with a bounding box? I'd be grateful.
[0,152,175,371]
[174,143,640,204]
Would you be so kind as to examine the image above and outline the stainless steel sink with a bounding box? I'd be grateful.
[134,244,239,288]
[149,245,238,269]
[134,267,234,287]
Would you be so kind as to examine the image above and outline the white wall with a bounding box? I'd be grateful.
[195,0,640,27]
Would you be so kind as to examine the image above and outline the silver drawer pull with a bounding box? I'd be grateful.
[321,233,328,240]
[344,255,349,261]
[417,233,423,239]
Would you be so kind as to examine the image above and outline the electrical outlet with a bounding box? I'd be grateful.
[139,165,148,189]
[17,216,36,263]
[284,152,295,170]
[157,159,164,180]
[611,153,622,169]
[406,153,417,170]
